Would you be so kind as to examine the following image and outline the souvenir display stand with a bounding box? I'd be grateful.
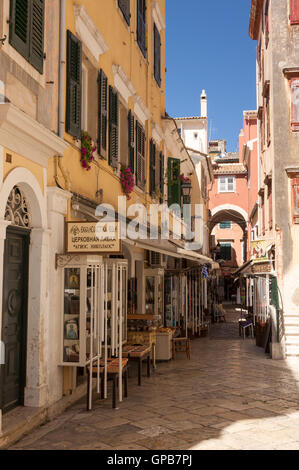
[144,268,164,318]
[57,255,128,410]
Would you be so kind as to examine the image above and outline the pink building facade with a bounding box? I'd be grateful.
[209,111,258,286]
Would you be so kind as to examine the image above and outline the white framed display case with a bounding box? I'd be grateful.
[145,268,164,318]
[58,255,128,367]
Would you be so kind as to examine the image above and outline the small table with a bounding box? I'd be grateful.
[122,345,152,386]
[86,357,129,410]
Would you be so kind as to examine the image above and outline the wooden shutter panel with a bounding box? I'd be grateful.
[291,79,299,131]
[159,152,164,203]
[128,110,135,172]
[167,157,181,207]
[137,0,146,57]
[149,139,156,197]
[29,0,44,73]
[154,24,161,86]
[9,0,30,61]
[136,121,145,189]
[109,86,119,169]
[66,30,82,139]
[118,0,130,25]
[290,0,299,24]
[98,70,108,159]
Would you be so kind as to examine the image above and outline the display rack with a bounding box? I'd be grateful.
[58,255,128,409]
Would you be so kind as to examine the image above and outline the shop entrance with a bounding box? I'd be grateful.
[0,228,30,414]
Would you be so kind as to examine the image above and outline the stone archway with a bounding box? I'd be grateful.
[0,168,49,409]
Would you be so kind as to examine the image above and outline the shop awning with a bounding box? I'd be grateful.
[176,248,219,269]
[124,238,219,269]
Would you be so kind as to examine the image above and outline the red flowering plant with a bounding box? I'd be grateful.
[81,131,97,171]
[120,166,135,200]
[179,174,191,184]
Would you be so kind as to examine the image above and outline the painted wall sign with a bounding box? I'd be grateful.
[66,221,121,254]
[251,239,273,264]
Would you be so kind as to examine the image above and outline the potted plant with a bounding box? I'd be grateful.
[120,166,135,200]
[81,131,97,171]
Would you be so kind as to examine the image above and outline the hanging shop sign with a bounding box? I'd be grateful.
[66,221,121,254]
[251,239,273,264]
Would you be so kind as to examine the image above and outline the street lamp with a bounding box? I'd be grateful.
[181,181,192,205]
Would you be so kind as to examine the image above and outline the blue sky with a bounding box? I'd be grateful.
[165,0,257,152]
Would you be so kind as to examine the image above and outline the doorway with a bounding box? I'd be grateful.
[0,226,29,413]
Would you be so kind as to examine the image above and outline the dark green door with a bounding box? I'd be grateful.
[0,227,29,413]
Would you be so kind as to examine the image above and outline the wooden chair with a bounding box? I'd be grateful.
[172,337,191,360]
[122,345,152,386]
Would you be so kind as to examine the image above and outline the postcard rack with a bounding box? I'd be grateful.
[57,255,128,409]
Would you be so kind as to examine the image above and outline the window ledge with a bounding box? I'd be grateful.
[74,5,109,62]
[0,103,68,167]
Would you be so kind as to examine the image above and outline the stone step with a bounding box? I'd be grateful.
[285,344,299,356]
[284,325,299,335]
[284,316,299,326]
[285,337,299,346]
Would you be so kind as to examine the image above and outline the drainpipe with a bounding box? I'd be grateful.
[59,0,66,139]
[56,0,71,192]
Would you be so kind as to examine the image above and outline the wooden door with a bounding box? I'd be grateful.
[0,227,29,413]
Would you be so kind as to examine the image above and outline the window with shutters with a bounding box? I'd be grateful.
[149,139,156,197]
[266,95,271,145]
[264,0,270,48]
[291,78,299,131]
[9,0,45,74]
[128,110,135,172]
[109,86,119,169]
[268,182,273,230]
[119,101,129,167]
[159,152,164,203]
[219,221,232,229]
[66,30,82,139]
[167,157,181,207]
[291,177,299,223]
[290,0,299,24]
[219,243,232,261]
[137,0,146,57]
[81,64,88,132]
[136,121,145,189]
[218,176,235,193]
[154,23,161,87]
[98,69,108,159]
[118,0,130,25]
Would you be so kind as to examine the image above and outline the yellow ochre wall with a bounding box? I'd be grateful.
[3,148,45,195]
[48,0,166,218]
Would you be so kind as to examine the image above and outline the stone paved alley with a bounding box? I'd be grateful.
[9,306,299,451]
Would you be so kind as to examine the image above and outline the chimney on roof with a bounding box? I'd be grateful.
[201,90,207,118]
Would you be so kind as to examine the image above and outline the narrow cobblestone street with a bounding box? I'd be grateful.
[9,306,299,451]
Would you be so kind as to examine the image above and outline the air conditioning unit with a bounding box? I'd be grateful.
[148,251,167,268]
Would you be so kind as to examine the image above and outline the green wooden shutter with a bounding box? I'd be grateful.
[159,152,164,203]
[29,0,44,73]
[66,30,82,139]
[109,86,119,169]
[128,110,135,172]
[154,24,161,86]
[149,139,156,197]
[137,0,146,57]
[136,121,145,189]
[167,157,181,207]
[98,69,108,159]
[9,0,30,61]
[118,0,130,25]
